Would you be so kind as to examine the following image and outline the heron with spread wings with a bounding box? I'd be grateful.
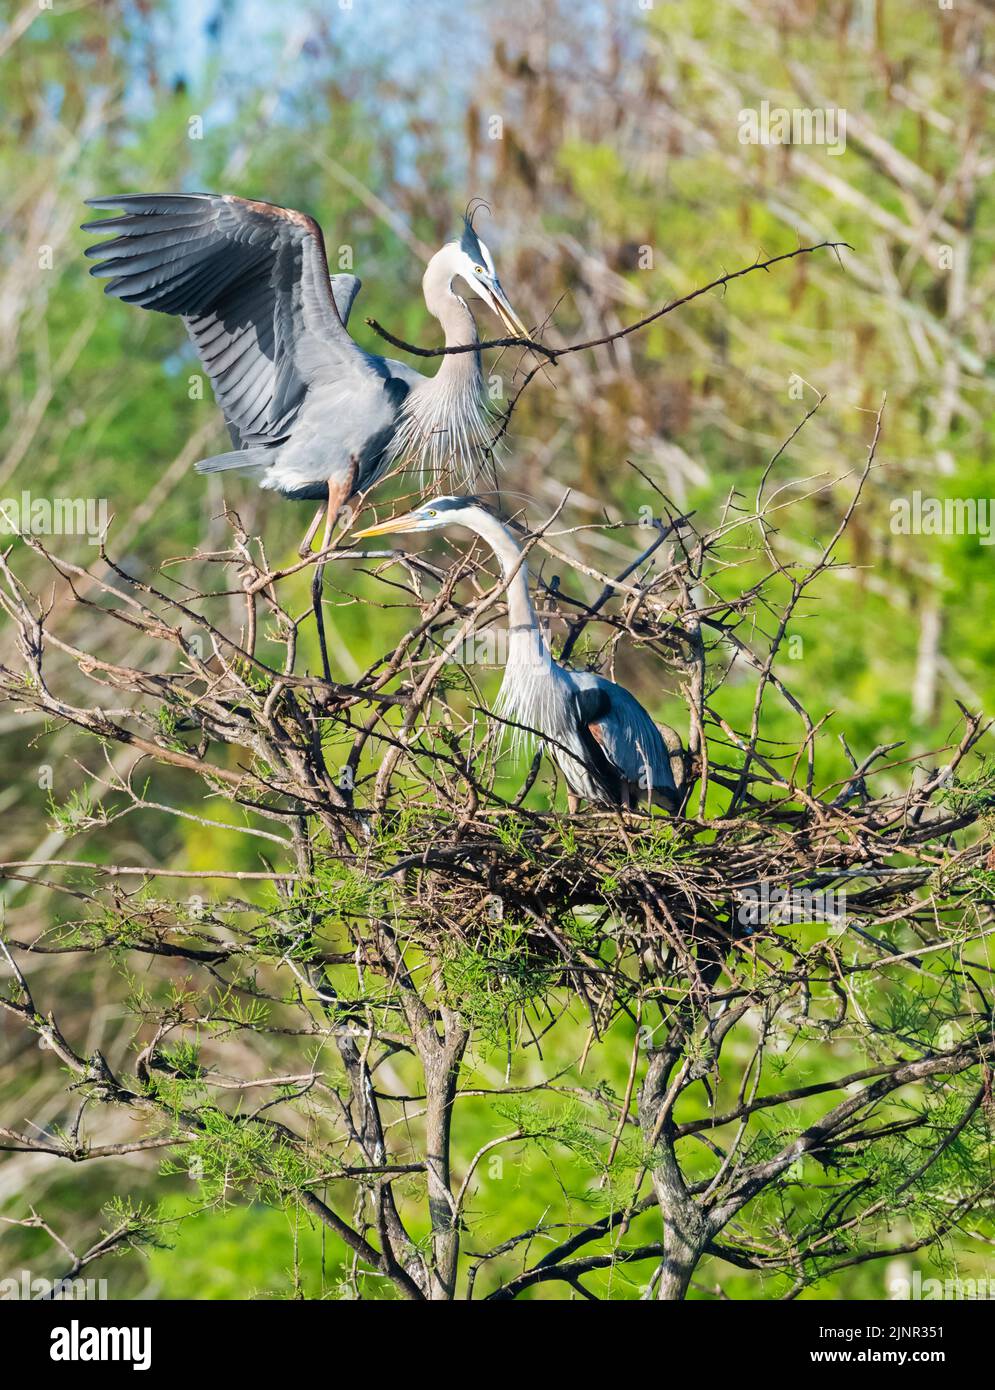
[82,194,526,534]
[354,496,683,813]
[82,192,527,675]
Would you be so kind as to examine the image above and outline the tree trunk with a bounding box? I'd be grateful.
[422,1040,467,1299]
[654,1194,707,1300]
[640,1040,708,1300]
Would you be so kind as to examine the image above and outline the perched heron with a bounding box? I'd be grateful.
[82,192,527,675]
[354,497,683,813]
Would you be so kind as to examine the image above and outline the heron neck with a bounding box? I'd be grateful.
[423,252,481,365]
[469,511,542,645]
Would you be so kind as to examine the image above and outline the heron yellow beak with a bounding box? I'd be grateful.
[352,511,423,540]
[490,283,529,339]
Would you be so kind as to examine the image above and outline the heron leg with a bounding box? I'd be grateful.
[312,468,356,684]
[567,792,579,815]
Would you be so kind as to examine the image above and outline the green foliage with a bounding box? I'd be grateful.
[47,785,98,836]
[494,1096,608,1172]
[101,1197,169,1256]
[162,1110,321,1210]
[940,756,995,814]
[442,929,558,1047]
[285,860,393,930]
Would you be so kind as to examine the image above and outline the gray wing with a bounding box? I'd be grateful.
[82,193,389,450]
[572,672,677,798]
[329,273,362,327]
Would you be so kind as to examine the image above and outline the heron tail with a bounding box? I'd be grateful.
[194,448,272,474]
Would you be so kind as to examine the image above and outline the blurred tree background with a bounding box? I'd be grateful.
[1,0,993,1298]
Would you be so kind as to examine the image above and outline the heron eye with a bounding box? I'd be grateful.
[474,265,485,274]
[424,509,436,518]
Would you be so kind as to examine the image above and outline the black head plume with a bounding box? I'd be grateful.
[460,198,492,266]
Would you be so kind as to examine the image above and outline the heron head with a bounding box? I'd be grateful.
[437,211,528,338]
[353,495,486,540]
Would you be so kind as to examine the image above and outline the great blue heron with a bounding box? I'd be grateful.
[354,497,683,813]
[82,191,527,675]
